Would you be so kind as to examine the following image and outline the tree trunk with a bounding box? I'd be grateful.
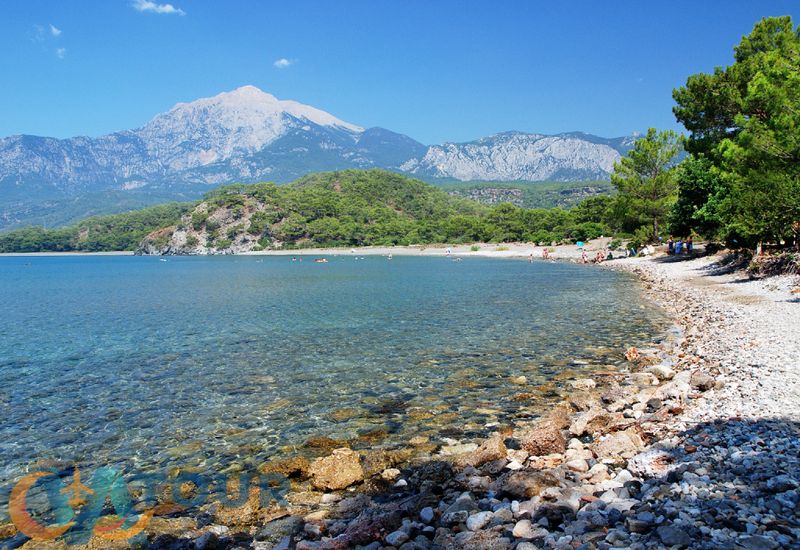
[653,218,659,243]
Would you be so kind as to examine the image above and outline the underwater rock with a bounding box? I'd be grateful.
[309,448,364,490]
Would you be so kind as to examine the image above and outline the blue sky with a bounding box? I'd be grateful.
[1,1,799,144]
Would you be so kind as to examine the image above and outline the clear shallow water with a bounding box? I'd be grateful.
[0,255,668,495]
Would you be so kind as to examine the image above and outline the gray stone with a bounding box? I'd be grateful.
[512,519,547,540]
[385,529,410,546]
[647,364,676,381]
[657,525,693,547]
[444,492,479,514]
[419,506,435,524]
[736,535,780,550]
[441,510,469,525]
[466,511,493,531]
[193,532,219,550]
[766,475,797,492]
[564,459,589,473]
[690,371,715,391]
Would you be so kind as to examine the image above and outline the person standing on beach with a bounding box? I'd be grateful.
[581,249,588,264]
[667,237,675,255]
[686,237,693,255]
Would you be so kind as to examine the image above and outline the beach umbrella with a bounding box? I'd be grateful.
[576,241,585,248]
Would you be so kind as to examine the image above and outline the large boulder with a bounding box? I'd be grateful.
[518,406,571,456]
[309,448,364,490]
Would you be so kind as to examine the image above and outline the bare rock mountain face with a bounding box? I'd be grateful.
[0,85,633,229]
[402,132,633,182]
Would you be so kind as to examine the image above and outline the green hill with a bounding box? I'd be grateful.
[0,169,613,254]
[138,169,487,254]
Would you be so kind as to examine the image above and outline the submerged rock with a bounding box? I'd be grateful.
[308,448,364,490]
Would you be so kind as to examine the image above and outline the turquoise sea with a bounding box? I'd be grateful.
[0,255,668,501]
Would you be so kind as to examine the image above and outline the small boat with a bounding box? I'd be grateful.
[314,258,328,263]
[387,254,393,260]
[159,258,167,262]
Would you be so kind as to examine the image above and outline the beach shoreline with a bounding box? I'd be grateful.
[247,239,615,261]
[0,238,615,261]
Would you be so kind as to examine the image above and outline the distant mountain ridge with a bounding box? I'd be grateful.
[0,85,633,229]
[401,131,633,181]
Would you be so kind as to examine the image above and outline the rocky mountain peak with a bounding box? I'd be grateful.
[0,86,638,230]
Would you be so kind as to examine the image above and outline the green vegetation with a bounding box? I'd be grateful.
[441,180,615,209]
[610,128,682,241]
[0,203,190,253]
[671,16,800,249]
[190,170,614,248]
[565,16,800,253]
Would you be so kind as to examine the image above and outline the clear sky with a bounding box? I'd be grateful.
[2,1,799,145]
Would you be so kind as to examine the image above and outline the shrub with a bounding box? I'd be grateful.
[186,236,199,248]
[570,222,607,242]
[249,210,281,235]
[191,212,208,230]
[470,245,481,252]
[227,225,242,239]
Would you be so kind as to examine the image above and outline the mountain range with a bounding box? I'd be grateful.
[0,85,634,230]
